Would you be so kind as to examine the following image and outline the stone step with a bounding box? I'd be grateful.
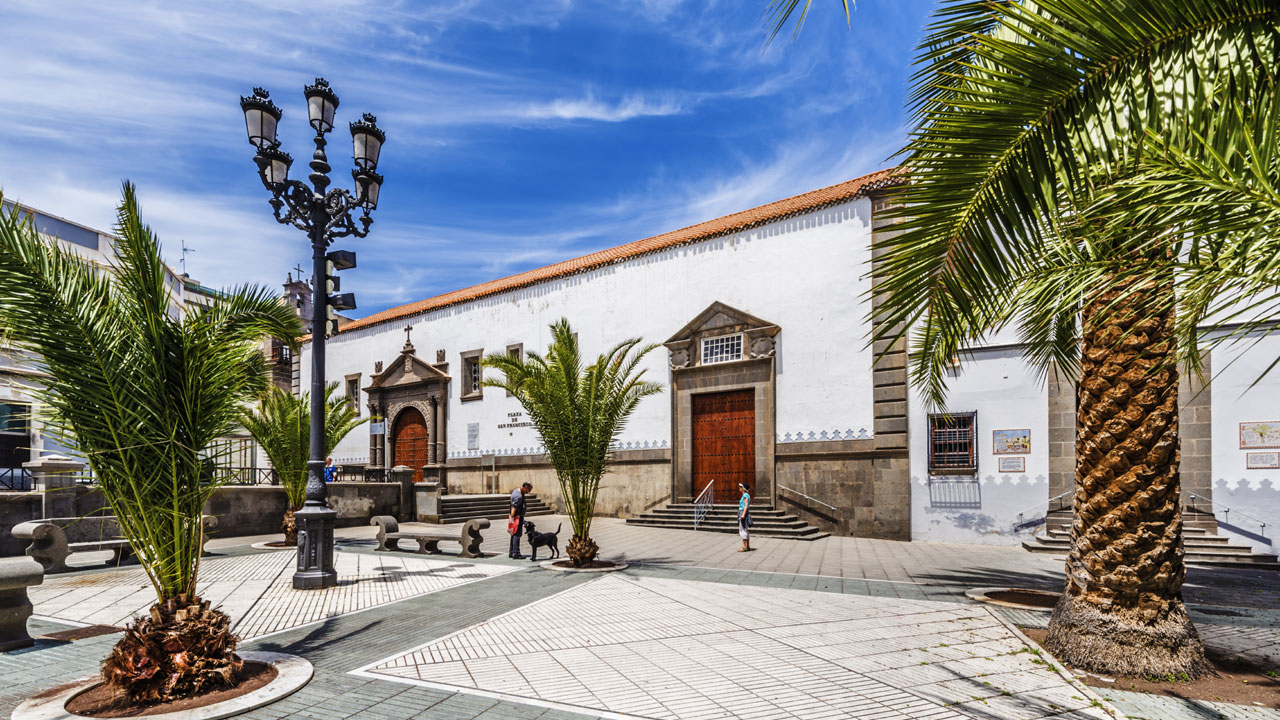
[1023,535,1278,568]
[1045,529,1230,546]
[626,501,830,541]
[626,516,819,532]
[625,518,830,540]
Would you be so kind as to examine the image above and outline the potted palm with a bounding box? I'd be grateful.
[483,319,661,567]
[0,186,302,703]
[241,384,366,546]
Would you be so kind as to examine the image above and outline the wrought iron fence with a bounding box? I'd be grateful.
[0,467,32,491]
[209,467,277,485]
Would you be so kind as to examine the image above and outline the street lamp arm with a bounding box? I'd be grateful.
[267,180,316,233]
[321,188,372,240]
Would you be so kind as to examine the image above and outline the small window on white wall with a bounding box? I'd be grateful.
[701,334,742,365]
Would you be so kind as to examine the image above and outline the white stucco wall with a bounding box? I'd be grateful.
[909,346,1050,545]
[302,199,877,464]
[1209,332,1280,554]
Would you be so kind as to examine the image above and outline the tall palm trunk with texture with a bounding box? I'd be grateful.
[1045,277,1208,678]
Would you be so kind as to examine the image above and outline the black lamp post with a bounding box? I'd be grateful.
[240,78,386,589]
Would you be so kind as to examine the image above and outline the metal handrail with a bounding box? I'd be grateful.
[1188,493,1269,539]
[776,484,837,513]
[1012,489,1075,531]
[692,480,714,531]
[0,467,32,491]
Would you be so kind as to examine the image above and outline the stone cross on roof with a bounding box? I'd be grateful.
[401,325,415,355]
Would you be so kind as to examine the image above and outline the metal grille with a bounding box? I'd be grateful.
[701,334,742,365]
[0,467,32,491]
[468,359,481,393]
[928,412,977,473]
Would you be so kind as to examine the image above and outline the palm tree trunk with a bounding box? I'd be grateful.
[101,594,243,702]
[566,535,599,567]
[1044,277,1207,678]
[282,508,298,546]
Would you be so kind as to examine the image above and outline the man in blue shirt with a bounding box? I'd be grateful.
[509,482,532,559]
[323,457,336,483]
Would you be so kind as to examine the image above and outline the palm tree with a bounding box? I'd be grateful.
[769,0,1279,677]
[0,185,302,702]
[482,319,661,566]
[241,384,366,545]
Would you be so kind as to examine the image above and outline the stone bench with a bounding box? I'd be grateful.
[0,557,42,651]
[371,515,489,558]
[12,515,218,573]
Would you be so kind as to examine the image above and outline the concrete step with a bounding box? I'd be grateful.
[626,518,830,540]
[1023,533,1278,568]
[1045,530,1231,546]
[437,493,553,522]
[626,501,830,541]
[626,516,820,532]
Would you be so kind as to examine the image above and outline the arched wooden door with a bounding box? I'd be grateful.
[391,407,429,482]
[691,390,755,504]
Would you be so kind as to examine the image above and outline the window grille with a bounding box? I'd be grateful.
[928,412,977,474]
[468,359,481,393]
[701,334,743,365]
[345,376,361,415]
[0,403,30,435]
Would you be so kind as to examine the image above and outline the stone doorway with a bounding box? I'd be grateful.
[392,407,429,482]
[692,390,755,503]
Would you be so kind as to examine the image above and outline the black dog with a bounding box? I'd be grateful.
[524,520,561,561]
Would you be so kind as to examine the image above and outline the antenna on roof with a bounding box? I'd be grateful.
[180,240,195,275]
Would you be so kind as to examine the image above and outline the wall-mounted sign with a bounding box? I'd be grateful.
[1246,451,1280,469]
[1240,421,1280,449]
[992,428,1030,455]
[467,422,479,451]
[997,456,1025,473]
[368,422,385,435]
[498,411,534,430]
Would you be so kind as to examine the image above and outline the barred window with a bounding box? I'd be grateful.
[928,412,977,474]
[701,334,742,365]
[460,348,484,400]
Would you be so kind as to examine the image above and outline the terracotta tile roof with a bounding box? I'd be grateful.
[333,167,901,336]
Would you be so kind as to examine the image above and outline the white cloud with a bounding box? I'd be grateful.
[519,93,684,122]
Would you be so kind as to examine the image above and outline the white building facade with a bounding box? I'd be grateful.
[303,170,1280,550]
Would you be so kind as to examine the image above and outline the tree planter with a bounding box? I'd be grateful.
[12,652,312,720]
[540,560,628,573]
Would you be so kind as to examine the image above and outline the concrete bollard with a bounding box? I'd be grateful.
[0,556,43,652]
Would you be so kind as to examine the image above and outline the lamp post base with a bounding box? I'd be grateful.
[293,503,337,590]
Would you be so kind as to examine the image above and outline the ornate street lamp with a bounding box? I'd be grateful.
[240,79,386,589]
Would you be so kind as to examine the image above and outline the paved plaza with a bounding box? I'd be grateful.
[3,517,1279,720]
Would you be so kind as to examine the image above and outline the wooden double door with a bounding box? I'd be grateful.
[691,389,755,504]
[392,407,429,482]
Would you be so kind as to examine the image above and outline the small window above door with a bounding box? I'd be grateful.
[701,333,743,365]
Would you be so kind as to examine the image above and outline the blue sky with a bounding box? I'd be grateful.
[1,0,934,317]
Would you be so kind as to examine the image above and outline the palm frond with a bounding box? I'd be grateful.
[0,184,304,601]
[876,0,1280,408]
[482,319,661,542]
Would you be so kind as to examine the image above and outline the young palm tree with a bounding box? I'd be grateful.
[483,319,661,566]
[0,185,302,702]
[769,0,1280,677]
[241,384,366,545]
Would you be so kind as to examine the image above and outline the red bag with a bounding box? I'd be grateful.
[507,517,519,535]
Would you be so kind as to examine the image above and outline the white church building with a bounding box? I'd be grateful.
[302,169,1280,555]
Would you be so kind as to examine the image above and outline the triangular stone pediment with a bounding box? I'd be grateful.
[666,301,779,346]
[366,351,448,392]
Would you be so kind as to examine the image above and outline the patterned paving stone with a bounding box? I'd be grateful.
[28,549,517,639]
[359,575,1105,720]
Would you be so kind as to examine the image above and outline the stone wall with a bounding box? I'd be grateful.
[1,482,401,555]
[446,449,671,518]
